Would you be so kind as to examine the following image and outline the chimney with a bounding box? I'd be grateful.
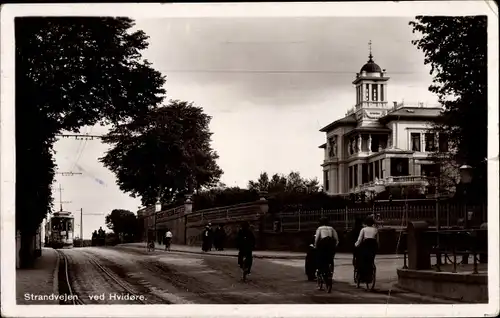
[393,101,397,107]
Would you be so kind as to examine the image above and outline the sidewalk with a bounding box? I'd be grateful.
[16,247,59,304]
[123,243,404,260]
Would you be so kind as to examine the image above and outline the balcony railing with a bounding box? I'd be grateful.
[355,176,429,192]
[386,176,430,183]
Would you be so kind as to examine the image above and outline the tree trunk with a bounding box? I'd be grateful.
[19,231,36,268]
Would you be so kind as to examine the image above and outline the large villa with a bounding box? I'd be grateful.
[319,51,448,196]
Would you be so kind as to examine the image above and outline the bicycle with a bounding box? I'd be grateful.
[316,262,333,293]
[147,240,155,252]
[354,260,376,291]
[164,239,171,251]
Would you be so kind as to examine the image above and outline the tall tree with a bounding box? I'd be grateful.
[100,100,223,206]
[248,171,319,194]
[105,209,138,240]
[16,17,165,266]
[409,16,487,198]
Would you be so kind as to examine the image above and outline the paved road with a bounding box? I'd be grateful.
[51,246,456,305]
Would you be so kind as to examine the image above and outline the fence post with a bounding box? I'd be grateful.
[345,206,349,230]
[298,209,301,231]
[321,208,324,217]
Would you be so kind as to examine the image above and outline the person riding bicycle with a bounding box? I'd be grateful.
[236,221,255,275]
[314,217,339,283]
[354,216,379,285]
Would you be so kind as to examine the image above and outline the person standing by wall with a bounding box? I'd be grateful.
[164,228,173,251]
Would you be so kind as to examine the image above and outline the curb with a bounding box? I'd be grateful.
[169,248,304,260]
[123,244,403,260]
[52,249,60,296]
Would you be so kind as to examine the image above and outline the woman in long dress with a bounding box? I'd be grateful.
[354,217,379,286]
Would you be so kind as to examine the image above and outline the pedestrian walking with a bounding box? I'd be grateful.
[214,225,226,251]
[164,228,173,251]
[202,224,213,252]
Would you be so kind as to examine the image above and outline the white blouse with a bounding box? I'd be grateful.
[355,226,379,247]
[315,226,339,247]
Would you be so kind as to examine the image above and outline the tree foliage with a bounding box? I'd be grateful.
[409,16,487,199]
[248,171,320,194]
[105,209,138,237]
[16,17,166,235]
[100,100,223,206]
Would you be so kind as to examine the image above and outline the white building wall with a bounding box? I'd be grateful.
[387,120,435,151]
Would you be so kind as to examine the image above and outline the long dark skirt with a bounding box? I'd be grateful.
[316,237,336,274]
[357,238,378,284]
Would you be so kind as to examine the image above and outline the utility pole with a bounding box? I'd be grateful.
[76,209,105,242]
[80,208,83,243]
[54,171,82,211]
[54,184,72,212]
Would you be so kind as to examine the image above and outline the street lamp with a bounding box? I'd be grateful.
[459,165,473,264]
[155,198,162,244]
[459,165,473,229]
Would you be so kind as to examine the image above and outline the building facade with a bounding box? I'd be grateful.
[319,52,448,196]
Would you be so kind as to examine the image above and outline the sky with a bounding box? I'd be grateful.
[51,16,438,239]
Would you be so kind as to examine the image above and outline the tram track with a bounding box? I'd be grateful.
[56,250,85,305]
[83,253,148,304]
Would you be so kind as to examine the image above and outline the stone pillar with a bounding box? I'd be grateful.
[332,167,338,194]
[392,124,397,149]
[180,194,193,245]
[257,191,269,249]
[383,158,391,179]
[421,133,426,152]
[357,164,363,187]
[184,194,193,214]
[407,221,431,270]
[414,163,421,176]
[368,134,372,153]
[357,135,362,152]
[409,158,415,175]
[347,140,351,155]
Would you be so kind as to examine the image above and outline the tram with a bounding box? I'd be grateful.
[44,211,75,249]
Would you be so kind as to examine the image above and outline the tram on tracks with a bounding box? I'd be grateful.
[44,210,75,249]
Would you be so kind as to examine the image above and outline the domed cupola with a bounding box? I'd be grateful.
[352,41,390,111]
[360,52,382,73]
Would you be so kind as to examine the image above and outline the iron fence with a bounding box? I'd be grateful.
[265,203,486,232]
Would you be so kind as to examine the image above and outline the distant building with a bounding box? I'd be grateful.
[319,50,449,196]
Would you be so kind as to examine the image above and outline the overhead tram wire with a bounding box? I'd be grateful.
[153,69,423,75]
[72,127,94,171]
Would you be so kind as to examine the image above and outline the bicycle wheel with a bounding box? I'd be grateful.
[326,267,333,293]
[370,264,376,291]
[241,256,248,281]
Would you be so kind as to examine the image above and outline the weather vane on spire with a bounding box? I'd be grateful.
[368,40,373,60]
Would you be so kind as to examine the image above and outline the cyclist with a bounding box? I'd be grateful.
[314,217,339,288]
[354,216,379,286]
[236,221,255,276]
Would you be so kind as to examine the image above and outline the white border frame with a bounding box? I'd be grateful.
[1,2,499,317]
